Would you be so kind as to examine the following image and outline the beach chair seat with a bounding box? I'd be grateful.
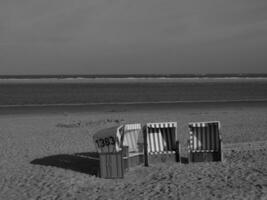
[143,122,180,166]
[188,121,222,162]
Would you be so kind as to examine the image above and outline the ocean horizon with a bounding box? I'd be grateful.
[1,73,267,80]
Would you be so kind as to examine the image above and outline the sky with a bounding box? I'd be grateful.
[1,0,267,75]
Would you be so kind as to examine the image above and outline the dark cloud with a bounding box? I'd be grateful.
[1,0,267,74]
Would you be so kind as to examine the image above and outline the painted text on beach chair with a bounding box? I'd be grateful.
[93,126,124,153]
[188,121,222,162]
[144,122,180,165]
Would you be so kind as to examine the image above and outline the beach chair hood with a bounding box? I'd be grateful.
[123,123,143,153]
[93,125,124,153]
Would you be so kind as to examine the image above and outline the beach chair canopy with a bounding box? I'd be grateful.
[123,123,143,153]
[146,122,177,153]
[188,121,221,152]
[93,125,124,153]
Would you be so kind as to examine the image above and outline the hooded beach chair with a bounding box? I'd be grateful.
[93,125,124,178]
[143,122,180,166]
[93,123,143,178]
[188,121,223,162]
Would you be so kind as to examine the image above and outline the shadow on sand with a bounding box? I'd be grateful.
[31,152,100,176]
[31,153,189,177]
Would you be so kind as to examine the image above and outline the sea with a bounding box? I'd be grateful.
[0,74,267,107]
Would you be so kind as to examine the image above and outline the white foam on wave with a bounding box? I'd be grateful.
[1,77,267,84]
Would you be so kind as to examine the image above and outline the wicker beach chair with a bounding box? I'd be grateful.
[93,123,144,178]
[188,121,223,162]
[143,122,180,166]
[93,125,124,178]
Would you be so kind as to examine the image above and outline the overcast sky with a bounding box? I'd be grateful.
[1,0,267,75]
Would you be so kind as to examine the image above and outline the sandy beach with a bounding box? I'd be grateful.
[0,102,266,200]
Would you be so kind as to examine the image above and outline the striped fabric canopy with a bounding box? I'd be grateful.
[188,121,221,152]
[146,122,177,154]
[123,123,142,152]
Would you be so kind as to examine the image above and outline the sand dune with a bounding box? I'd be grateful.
[0,103,266,199]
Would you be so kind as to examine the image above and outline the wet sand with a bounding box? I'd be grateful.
[0,102,266,199]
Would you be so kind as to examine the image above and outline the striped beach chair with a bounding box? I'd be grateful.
[144,122,180,165]
[188,121,223,162]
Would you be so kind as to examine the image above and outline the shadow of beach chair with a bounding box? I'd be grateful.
[143,122,180,166]
[188,121,223,163]
[31,152,100,176]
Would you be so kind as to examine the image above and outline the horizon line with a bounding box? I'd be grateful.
[1,73,267,79]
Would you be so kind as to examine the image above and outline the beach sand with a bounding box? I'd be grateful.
[0,102,266,199]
